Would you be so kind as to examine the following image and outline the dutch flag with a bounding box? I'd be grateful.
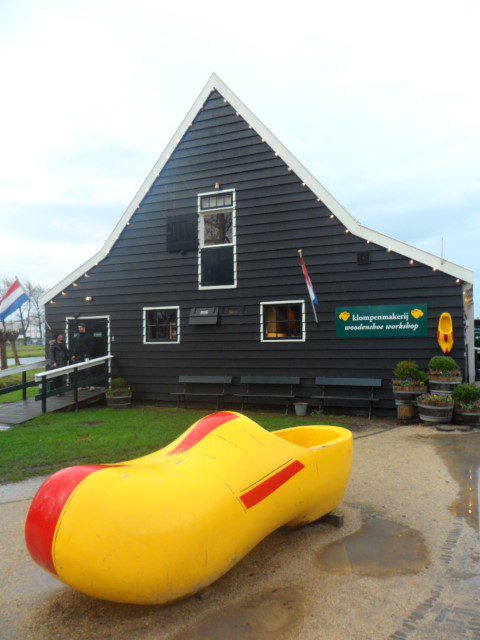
[0,279,29,322]
[297,249,319,325]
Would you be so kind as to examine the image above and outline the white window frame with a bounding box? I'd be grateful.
[197,188,237,290]
[260,300,306,343]
[143,306,180,345]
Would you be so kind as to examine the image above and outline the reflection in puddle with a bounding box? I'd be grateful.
[170,587,304,640]
[317,513,429,576]
[432,432,480,531]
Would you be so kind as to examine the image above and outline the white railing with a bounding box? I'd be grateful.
[34,355,113,381]
[0,360,47,379]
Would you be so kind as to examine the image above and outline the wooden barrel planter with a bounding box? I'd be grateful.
[106,391,132,409]
[428,376,462,397]
[454,408,480,428]
[392,383,426,421]
[417,401,453,424]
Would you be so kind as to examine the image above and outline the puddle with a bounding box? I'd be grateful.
[0,425,11,431]
[316,512,429,576]
[170,587,304,640]
[431,432,480,531]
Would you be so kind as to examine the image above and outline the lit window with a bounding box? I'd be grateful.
[144,307,180,344]
[261,302,305,342]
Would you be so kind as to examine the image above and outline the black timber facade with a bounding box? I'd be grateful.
[45,89,467,412]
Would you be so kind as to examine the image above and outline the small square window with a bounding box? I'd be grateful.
[144,307,179,343]
[262,302,304,341]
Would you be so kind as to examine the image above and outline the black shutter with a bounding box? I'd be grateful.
[166,214,198,252]
[200,246,234,286]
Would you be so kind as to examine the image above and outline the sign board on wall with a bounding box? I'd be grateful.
[335,304,428,338]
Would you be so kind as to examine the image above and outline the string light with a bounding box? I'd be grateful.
[345,229,350,234]
[456,278,460,283]
[409,260,414,265]
[329,214,334,219]
[85,296,93,302]
[433,267,436,271]
[387,249,392,253]
[61,292,66,296]
[317,198,320,202]
[73,283,78,287]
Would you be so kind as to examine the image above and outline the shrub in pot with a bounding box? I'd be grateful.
[452,383,480,428]
[106,377,132,409]
[428,356,462,396]
[392,361,428,406]
[417,393,454,424]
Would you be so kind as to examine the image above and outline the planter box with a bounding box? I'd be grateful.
[106,393,132,410]
[454,409,480,427]
[417,402,453,424]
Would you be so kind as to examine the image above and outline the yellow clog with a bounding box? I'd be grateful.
[25,411,353,604]
[437,312,454,354]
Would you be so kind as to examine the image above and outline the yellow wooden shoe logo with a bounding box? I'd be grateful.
[410,308,424,319]
[338,311,351,322]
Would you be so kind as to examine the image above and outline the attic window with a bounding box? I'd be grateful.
[200,193,233,210]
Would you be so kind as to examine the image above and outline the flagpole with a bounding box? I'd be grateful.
[297,249,319,326]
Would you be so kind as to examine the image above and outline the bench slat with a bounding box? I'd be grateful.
[240,376,300,385]
[314,377,382,388]
[178,376,232,384]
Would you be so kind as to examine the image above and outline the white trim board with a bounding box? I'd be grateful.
[41,73,473,305]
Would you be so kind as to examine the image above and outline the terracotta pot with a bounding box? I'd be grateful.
[417,402,453,424]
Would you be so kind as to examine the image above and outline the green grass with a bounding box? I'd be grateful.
[0,370,39,403]
[0,406,364,484]
[6,344,44,358]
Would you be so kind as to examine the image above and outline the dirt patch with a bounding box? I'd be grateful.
[78,421,102,427]
[169,587,304,640]
[316,510,429,576]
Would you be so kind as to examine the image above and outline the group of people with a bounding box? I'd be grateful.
[49,322,95,392]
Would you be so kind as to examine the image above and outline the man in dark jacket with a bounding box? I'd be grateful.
[49,333,69,393]
[71,322,95,389]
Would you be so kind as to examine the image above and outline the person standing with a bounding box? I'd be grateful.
[71,322,95,390]
[49,333,69,394]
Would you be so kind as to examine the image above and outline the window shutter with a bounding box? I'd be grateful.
[166,214,198,252]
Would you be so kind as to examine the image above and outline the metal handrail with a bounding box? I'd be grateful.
[34,355,113,381]
[0,359,47,379]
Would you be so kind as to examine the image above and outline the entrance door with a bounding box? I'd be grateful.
[66,316,110,382]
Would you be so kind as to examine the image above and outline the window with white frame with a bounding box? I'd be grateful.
[198,189,236,288]
[143,307,180,344]
[260,301,305,342]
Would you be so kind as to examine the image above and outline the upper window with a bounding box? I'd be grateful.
[200,193,233,210]
[198,189,236,289]
[143,307,180,344]
[261,301,305,342]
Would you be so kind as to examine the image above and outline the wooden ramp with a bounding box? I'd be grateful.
[0,389,105,426]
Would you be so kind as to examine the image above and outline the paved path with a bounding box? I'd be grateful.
[0,389,105,425]
[0,426,478,639]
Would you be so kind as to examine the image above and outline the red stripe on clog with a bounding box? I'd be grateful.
[25,465,108,575]
[240,460,305,509]
[168,412,238,455]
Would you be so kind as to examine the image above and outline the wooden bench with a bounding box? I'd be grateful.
[312,377,383,419]
[171,376,232,410]
[235,376,300,414]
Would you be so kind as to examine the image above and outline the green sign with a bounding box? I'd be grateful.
[335,304,428,338]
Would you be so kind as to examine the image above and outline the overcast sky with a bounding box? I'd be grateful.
[1,0,479,299]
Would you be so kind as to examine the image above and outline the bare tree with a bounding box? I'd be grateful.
[1,277,48,345]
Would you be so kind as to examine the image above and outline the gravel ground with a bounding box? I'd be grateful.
[0,424,478,640]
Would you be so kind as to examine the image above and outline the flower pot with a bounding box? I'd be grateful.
[417,402,453,424]
[428,374,462,397]
[454,408,480,428]
[392,385,426,406]
[294,402,308,417]
[106,392,132,409]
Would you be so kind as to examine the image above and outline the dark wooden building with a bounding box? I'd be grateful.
[41,73,475,412]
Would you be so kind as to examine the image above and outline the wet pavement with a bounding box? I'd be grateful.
[0,426,479,639]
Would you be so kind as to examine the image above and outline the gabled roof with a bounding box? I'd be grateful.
[40,72,473,305]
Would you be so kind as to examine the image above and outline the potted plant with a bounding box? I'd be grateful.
[106,377,132,409]
[392,361,428,406]
[417,393,454,425]
[452,383,480,429]
[428,356,462,396]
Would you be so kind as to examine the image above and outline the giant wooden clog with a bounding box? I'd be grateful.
[437,312,454,354]
[25,411,352,604]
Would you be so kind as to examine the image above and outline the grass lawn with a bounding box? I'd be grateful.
[6,344,44,358]
[0,370,39,404]
[0,406,384,484]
